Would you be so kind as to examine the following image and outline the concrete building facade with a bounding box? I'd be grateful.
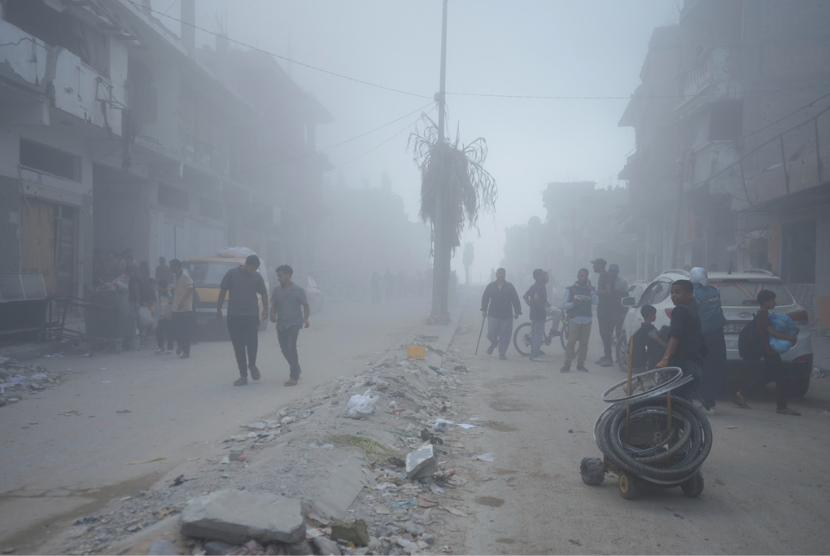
[619,0,830,330]
[0,0,330,301]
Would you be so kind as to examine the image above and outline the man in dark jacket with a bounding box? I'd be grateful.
[481,268,522,360]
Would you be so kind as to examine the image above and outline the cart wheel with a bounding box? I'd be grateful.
[619,473,640,500]
[681,472,704,497]
[580,457,606,486]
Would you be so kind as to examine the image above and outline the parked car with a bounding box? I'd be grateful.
[617,269,813,396]
[183,254,270,334]
[292,274,324,313]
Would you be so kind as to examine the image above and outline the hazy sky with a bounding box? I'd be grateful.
[153,0,679,283]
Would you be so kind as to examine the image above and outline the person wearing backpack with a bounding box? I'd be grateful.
[733,290,800,415]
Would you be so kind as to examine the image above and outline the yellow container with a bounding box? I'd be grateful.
[407,345,426,359]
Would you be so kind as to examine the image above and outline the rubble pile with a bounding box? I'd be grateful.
[60,336,486,555]
[0,357,65,407]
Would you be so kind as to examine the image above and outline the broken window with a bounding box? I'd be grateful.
[20,139,81,181]
[5,0,109,76]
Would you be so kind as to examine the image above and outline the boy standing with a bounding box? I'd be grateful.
[523,269,548,362]
[655,280,705,399]
[733,290,800,415]
[155,280,173,354]
[632,304,668,372]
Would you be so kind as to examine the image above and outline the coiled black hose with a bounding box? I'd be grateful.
[595,395,712,484]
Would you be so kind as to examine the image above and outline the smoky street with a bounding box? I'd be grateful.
[2,0,830,554]
[0,297,428,550]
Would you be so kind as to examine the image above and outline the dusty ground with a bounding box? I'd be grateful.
[2,291,829,555]
[0,297,429,554]
[451,301,830,555]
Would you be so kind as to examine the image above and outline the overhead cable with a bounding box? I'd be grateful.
[123,0,431,99]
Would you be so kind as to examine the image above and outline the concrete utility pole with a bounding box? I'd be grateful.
[431,0,450,320]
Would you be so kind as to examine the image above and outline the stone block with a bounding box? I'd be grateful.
[180,490,305,545]
[405,445,436,480]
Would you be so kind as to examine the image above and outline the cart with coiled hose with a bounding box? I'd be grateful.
[580,364,712,500]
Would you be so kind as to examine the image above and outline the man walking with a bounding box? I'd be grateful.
[523,269,548,362]
[481,268,522,360]
[169,259,193,359]
[270,265,310,387]
[561,268,599,372]
[217,255,268,386]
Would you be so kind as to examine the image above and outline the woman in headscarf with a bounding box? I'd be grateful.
[690,267,727,413]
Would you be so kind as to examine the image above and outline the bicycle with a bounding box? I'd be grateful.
[513,309,579,356]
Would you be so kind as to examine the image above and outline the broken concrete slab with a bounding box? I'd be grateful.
[406,444,437,480]
[315,455,367,519]
[180,490,305,545]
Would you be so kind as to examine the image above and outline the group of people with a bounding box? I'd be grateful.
[480,262,801,416]
[216,256,310,388]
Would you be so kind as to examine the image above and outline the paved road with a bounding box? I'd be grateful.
[0,296,429,548]
[451,307,830,554]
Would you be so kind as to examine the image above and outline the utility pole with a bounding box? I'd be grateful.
[431,0,449,320]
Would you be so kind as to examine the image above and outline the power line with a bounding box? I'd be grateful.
[445,86,815,101]
[742,90,830,141]
[337,108,437,169]
[124,0,431,100]
[231,102,434,176]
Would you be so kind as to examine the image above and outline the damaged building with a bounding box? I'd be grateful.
[619,0,830,329]
[0,0,331,297]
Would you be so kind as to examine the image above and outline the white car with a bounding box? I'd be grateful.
[617,269,813,396]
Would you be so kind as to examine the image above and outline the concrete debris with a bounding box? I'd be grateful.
[0,358,65,407]
[180,490,305,545]
[405,445,437,480]
[50,316,481,555]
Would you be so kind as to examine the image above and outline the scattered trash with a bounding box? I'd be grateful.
[420,428,444,445]
[823,411,830,417]
[439,505,468,517]
[433,418,451,433]
[407,345,426,359]
[457,423,476,429]
[61,410,81,417]
[391,500,416,508]
[453,365,468,372]
[813,367,827,378]
[346,389,379,419]
[169,475,191,487]
[417,495,439,508]
[116,409,131,414]
[474,453,494,462]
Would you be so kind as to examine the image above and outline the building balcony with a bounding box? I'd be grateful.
[676,46,740,113]
[0,19,125,135]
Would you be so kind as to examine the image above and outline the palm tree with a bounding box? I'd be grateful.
[409,115,497,320]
